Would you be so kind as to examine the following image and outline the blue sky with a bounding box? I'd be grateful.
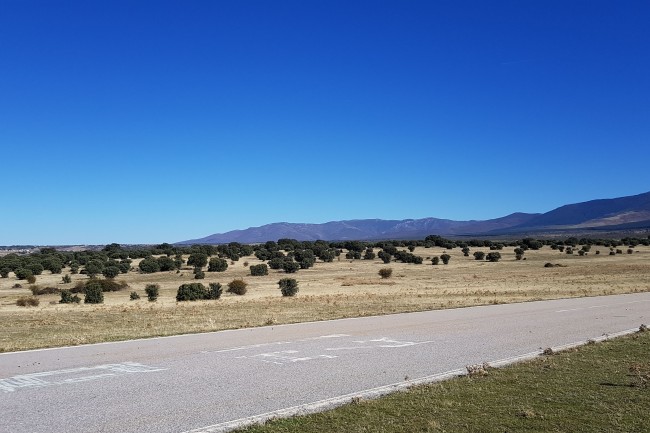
[1,1,649,245]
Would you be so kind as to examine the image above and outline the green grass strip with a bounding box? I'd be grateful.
[238,330,650,433]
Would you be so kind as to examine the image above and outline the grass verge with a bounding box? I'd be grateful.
[236,329,650,433]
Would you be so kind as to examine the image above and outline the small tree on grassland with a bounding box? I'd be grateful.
[279,278,299,297]
[440,254,451,265]
[208,258,228,272]
[378,268,393,279]
[227,279,248,295]
[145,284,159,301]
[250,264,268,276]
[84,281,104,304]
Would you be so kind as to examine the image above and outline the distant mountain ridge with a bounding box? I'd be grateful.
[178,191,650,244]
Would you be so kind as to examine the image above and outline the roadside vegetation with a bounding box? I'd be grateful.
[236,329,650,433]
[1,236,649,352]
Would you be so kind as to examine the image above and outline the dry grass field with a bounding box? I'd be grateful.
[1,245,649,352]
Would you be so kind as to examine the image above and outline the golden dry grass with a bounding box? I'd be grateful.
[1,245,649,352]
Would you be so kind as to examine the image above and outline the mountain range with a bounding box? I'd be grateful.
[178,191,650,244]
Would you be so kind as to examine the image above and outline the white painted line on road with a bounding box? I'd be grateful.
[0,362,166,393]
[201,334,350,355]
[181,327,643,433]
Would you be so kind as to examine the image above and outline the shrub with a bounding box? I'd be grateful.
[187,253,209,268]
[207,283,223,300]
[176,283,207,301]
[84,281,104,304]
[194,267,205,279]
[473,251,485,261]
[139,257,161,274]
[378,251,391,263]
[145,284,159,301]
[250,264,269,276]
[282,261,300,273]
[0,267,10,278]
[130,291,141,300]
[299,258,315,269]
[227,279,248,295]
[102,266,120,279]
[279,278,299,297]
[431,256,440,265]
[268,258,284,270]
[208,258,228,272]
[62,274,72,284]
[628,249,634,254]
[16,296,39,307]
[486,252,501,262]
[14,268,32,280]
[26,274,37,284]
[440,254,451,265]
[363,250,376,260]
[461,247,470,256]
[30,285,59,295]
[378,268,393,279]
[59,290,81,304]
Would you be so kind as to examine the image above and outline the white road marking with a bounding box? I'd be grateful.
[0,362,166,393]
[201,334,350,355]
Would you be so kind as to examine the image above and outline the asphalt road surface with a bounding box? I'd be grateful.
[2,293,649,433]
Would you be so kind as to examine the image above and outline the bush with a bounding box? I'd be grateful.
[60,290,81,304]
[0,267,10,278]
[431,256,440,265]
[72,279,129,293]
[16,296,40,307]
[139,257,161,273]
[473,251,485,260]
[102,266,121,279]
[130,291,141,300]
[282,261,300,273]
[440,254,451,265]
[26,274,37,284]
[628,249,634,254]
[176,283,207,301]
[250,264,269,276]
[84,281,104,304]
[486,252,501,262]
[461,247,470,256]
[227,279,248,295]
[378,268,393,279]
[145,284,159,301]
[208,258,228,272]
[187,252,208,268]
[194,267,205,279]
[207,283,223,300]
[14,268,32,280]
[62,274,72,284]
[30,285,59,295]
[378,251,391,263]
[268,258,284,270]
[279,278,299,297]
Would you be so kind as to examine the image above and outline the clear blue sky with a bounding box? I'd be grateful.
[1,1,649,245]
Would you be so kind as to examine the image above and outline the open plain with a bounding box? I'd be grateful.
[1,245,649,352]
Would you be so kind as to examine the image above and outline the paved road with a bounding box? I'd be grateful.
[1,293,649,433]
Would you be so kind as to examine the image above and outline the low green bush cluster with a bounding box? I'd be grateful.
[60,290,81,304]
[279,278,299,297]
[250,264,268,276]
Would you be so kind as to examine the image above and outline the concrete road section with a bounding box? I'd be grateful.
[1,293,648,432]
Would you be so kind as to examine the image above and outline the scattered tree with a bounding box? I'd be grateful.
[278,278,299,297]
